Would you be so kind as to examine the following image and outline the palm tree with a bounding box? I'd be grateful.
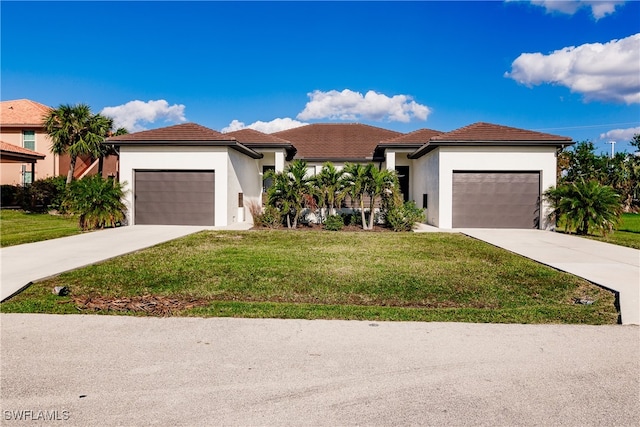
[43,104,113,185]
[365,167,401,230]
[342,163,373,229]
[313,162,345,219]
[265,160,313,228]
[544,179,621,236]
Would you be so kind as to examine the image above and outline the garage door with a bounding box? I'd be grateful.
[134,170,215,226]
[452,171,540,228]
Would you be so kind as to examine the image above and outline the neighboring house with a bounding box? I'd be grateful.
[108,121,573,229]
[0,99,118,185]
[0,99,54,185]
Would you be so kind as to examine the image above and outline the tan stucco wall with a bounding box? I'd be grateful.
[0,127,59,185]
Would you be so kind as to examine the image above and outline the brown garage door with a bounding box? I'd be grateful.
[134,170,215,226]
[452,171,540,228]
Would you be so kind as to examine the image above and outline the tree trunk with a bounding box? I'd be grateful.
[368,196,376,230]
[360,198,369,230]
[98,155,104,177]
[66,156,77,186]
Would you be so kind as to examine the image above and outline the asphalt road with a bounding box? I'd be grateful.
[1,314,638,426]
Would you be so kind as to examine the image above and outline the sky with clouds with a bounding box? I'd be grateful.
[1,0,638,154]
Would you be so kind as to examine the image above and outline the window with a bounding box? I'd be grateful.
[22,131,35,151]
[263,166,275,192]
[22,165,33,186]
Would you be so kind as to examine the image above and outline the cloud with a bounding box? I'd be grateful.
[599,126,640,142]
[101,100,187,132]
[521,1,625,20]
[221,117,308,133]
[296,89,431,123]
[505,33,640,104]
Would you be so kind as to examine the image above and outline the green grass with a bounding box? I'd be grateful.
[1,230,618,324]
[0,210,82,247]
[556,213,640,249]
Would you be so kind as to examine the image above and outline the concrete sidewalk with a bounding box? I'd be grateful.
[460,229,640,325]
[0,224,251,302]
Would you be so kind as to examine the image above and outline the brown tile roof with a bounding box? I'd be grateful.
[0,140,46,161]
[272,123,402,160]
[408,122,573,159]
[225,128,291,144]
[107,123,237,142]
[0,99,52,127]
[431,122,573,142]
[382,128,443,143]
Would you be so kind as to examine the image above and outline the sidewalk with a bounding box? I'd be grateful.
[1,224,251,302]
[460,229,640,325]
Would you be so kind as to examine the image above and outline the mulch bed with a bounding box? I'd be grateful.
[72,295,209,316]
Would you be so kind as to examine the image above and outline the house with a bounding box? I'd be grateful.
[108,121,573,229]
[0,99,118,185]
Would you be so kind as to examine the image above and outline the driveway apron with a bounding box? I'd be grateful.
[0,225,245,301]
[460,229,640,325]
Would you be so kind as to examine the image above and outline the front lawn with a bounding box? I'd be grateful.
[0,210,82,247]
[1,231,617,324]
[557,213,640,249]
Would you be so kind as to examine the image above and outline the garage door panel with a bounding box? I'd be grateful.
[134,170,215,226]
[452,172,540,229]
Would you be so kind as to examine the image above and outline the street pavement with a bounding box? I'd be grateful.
[1,314,638,426]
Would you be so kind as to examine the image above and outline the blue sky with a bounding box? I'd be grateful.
[2,1,639,154]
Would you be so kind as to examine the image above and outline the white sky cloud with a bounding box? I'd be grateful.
[222,117,308,133]
[599,126,640,142]
[523,1,625,20]
[296,89,431,122]
[505,33,640,104]
[101,99,187,132]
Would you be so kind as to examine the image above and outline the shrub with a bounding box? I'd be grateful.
[247,200,264,227]
[63,175,127,230]
[1,185,20,207]
[324,214,344,231]
[257,205,283,229]
[385,201,425,232]
[341,211,360,226]
[27,176,67,212]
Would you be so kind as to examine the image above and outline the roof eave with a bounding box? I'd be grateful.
[107,140,263,159]
[0,151,46,162]
[408,140,575,159]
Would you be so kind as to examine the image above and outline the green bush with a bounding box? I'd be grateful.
[63,175,127,230]
[256,205,282,229]
[385,201,425,232]
[324,214,344,231]
[341,211,360,226]
[1,185,20,206]
[27,176,67,212]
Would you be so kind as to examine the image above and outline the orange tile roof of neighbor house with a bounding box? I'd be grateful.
[0,99,52,127]
[272,123,402,160]
[0,140,46,162]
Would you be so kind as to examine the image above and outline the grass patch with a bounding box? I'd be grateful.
[556,213,640,249]
[0,210,82,247]
[1,231,617,324]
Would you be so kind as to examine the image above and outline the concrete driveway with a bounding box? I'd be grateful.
[1,314,638,426]
[1,224,251,302]
[459,229,640,325]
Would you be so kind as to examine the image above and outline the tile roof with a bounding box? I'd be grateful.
[0,140,46,161]
[381,128,443,144]
[225,128,291,144]
[431,122,573,142]
[272,123,402,160]
[0,99,52,127]
[107,123,237,142]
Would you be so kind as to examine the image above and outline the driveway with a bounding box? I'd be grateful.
[0,224,251,302]
[459,229,640,325]
[1,314,638,426]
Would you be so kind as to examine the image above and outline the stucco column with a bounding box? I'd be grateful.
[386,151,396,171]
[275,151,285,172]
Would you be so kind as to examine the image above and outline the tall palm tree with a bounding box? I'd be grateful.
[544,179,621,236]
[265,160,313,228]
[365,167,400,230]
[313,162,345,218]
[342,163,372,229]
[43,104,113,185]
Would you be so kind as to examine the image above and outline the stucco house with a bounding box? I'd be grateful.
[0,99,118,185]
[108,121,573,229]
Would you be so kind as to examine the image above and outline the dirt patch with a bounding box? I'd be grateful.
[73,295,210,316]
